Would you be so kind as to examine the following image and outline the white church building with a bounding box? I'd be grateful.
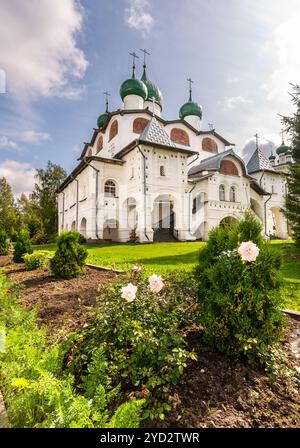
[57,55,292,242]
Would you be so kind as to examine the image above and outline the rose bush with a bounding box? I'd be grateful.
[67,271,198,420]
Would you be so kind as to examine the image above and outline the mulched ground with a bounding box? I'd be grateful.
[143,319,300,428]
[1,254,299,427]
[0,255,118,338]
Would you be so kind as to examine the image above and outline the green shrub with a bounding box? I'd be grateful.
[30,230,48,245]
[51,231,87,279]
[23,251,51,270]
[13,229,33,263]
[196,216,285,364]
[197,211,263,270]
[0,273,144,428]
[68,272,198,420]
[0,230,9,255]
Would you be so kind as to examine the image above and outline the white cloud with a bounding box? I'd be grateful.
[21,131,50,144]
[125,0,154,35]
[0,0,88,99]
[0,136,17,150]
[262,10,300,104]
[0,160,36,197]
[226,74,240,84]
[241,134,281,162]
[218,96,253,111]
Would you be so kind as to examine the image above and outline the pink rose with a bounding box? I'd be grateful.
[121,283,137,302]
[238,241,260,262]
[132,265,142,272]
[148,274,165,293]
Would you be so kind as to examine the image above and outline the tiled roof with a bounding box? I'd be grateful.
[188,148,248,177]
[247,147,274,173]
[140,116,176,148]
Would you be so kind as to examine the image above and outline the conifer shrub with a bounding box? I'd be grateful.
[196,213,285,364]
[0,230,9,255]
[13,229,33,263]
[51,231,87,279]
[23,250,51,270]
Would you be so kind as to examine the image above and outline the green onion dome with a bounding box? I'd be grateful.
[276,141,290,155]
[97,112,108,128]
[269,151,276,161]
[179,100,202,120]
[141,67,163,108]
[120,75,147,101]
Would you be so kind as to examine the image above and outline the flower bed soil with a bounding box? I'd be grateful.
[0,255,118,338]
[143,318,300,428]
[1,254,299,428]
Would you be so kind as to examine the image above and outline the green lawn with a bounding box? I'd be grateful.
[35,240,300,311]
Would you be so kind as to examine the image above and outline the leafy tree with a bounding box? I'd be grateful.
[0,177,17,237]
[16,194,42,238]
[31,161,66,242]
[282,84,300,246]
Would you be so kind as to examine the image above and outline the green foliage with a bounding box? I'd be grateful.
[196,215,285,364]
[0,230,9,255]
[31,161,66,242]
[13,229,33,263]
[282,84,300,246]
[51,231,87,279]
[197,211,263,270]
[68,272,197,420]
[0,177,17,238]
[0,273,144,428]
[23,251,51,270]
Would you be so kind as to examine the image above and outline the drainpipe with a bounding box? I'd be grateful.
[71,176,79,231]
[264,193,272,237]
[61,192,65,230]
[137,145,150,241]
[188,184,196,233]
[84,158,100,239]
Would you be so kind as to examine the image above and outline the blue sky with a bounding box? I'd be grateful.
[0,0,299,195]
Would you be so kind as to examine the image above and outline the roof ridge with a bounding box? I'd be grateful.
[140,116,176,148]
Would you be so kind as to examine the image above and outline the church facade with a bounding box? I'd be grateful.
[57,58,292,242]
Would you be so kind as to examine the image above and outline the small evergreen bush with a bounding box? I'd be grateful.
[0,230,9,255]
[197,211,263,270]
[13,229,33,263]
[196,213,285,364]
[23,251,51,270]
[51,231,87,279]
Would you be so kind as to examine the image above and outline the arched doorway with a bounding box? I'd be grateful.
[220,216,239,228]
[103,219,119,241]
[152,194,176,241]
[80,217,87,238]
[268,207,287,239]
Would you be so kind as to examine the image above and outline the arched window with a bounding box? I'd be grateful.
[109,120,118,141]
[219,184,225,201]
[220,160,238,176]
[170,128,190,146]
[96,135,103,154]
[133,117,149,133]
[104,180,117,197]
[86,147,92,157]
[160,166,165,176]
[202,137,218,153]
[230,186,236,202]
